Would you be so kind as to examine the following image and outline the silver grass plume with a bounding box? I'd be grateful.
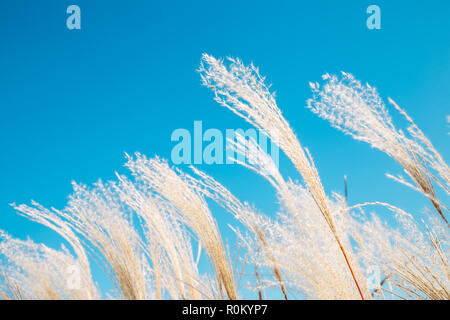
[124,153,237,300]
[307,72,449,224]
[199,54,365,299]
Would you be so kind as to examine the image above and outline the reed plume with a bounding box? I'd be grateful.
[199,54,366,299]
[227,134,369,299]
[124,153,237,300]
[307,72,449,224]
[0,230,99,299]
[347,205,449,299]
[14,182,153,300]
[0,54,448,301]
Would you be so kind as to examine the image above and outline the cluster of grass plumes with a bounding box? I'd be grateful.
[307,72,449,225]
[0,55,448,300]
[123,154,236,299]
[1,156,234,300]
[0,230,98,300]
[200,54,366,299]
[225,136,369,299]
[347,206,449,299]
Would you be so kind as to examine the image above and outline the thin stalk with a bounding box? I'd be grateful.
[335,235,364,300]
[255,265,263,300]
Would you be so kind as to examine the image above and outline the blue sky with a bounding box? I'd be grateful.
[0,1,449,298]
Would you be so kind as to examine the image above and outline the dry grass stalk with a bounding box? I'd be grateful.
[115,173,208,299]
[0,230,98,299]
[125,154,237,300]
[0,267,23,300]
[347,204,449,299]
[229,135,369,299]
[307,72,449,225]
[0,54,448,301]
[199,54,365,299]
[187,163,289,299]
[14,182,151,300]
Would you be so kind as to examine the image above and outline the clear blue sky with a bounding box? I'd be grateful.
[0,1,449,298]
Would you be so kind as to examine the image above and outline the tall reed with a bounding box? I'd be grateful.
[307,72,449,225]
[199,54,366,299]
[0,55,448,300]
